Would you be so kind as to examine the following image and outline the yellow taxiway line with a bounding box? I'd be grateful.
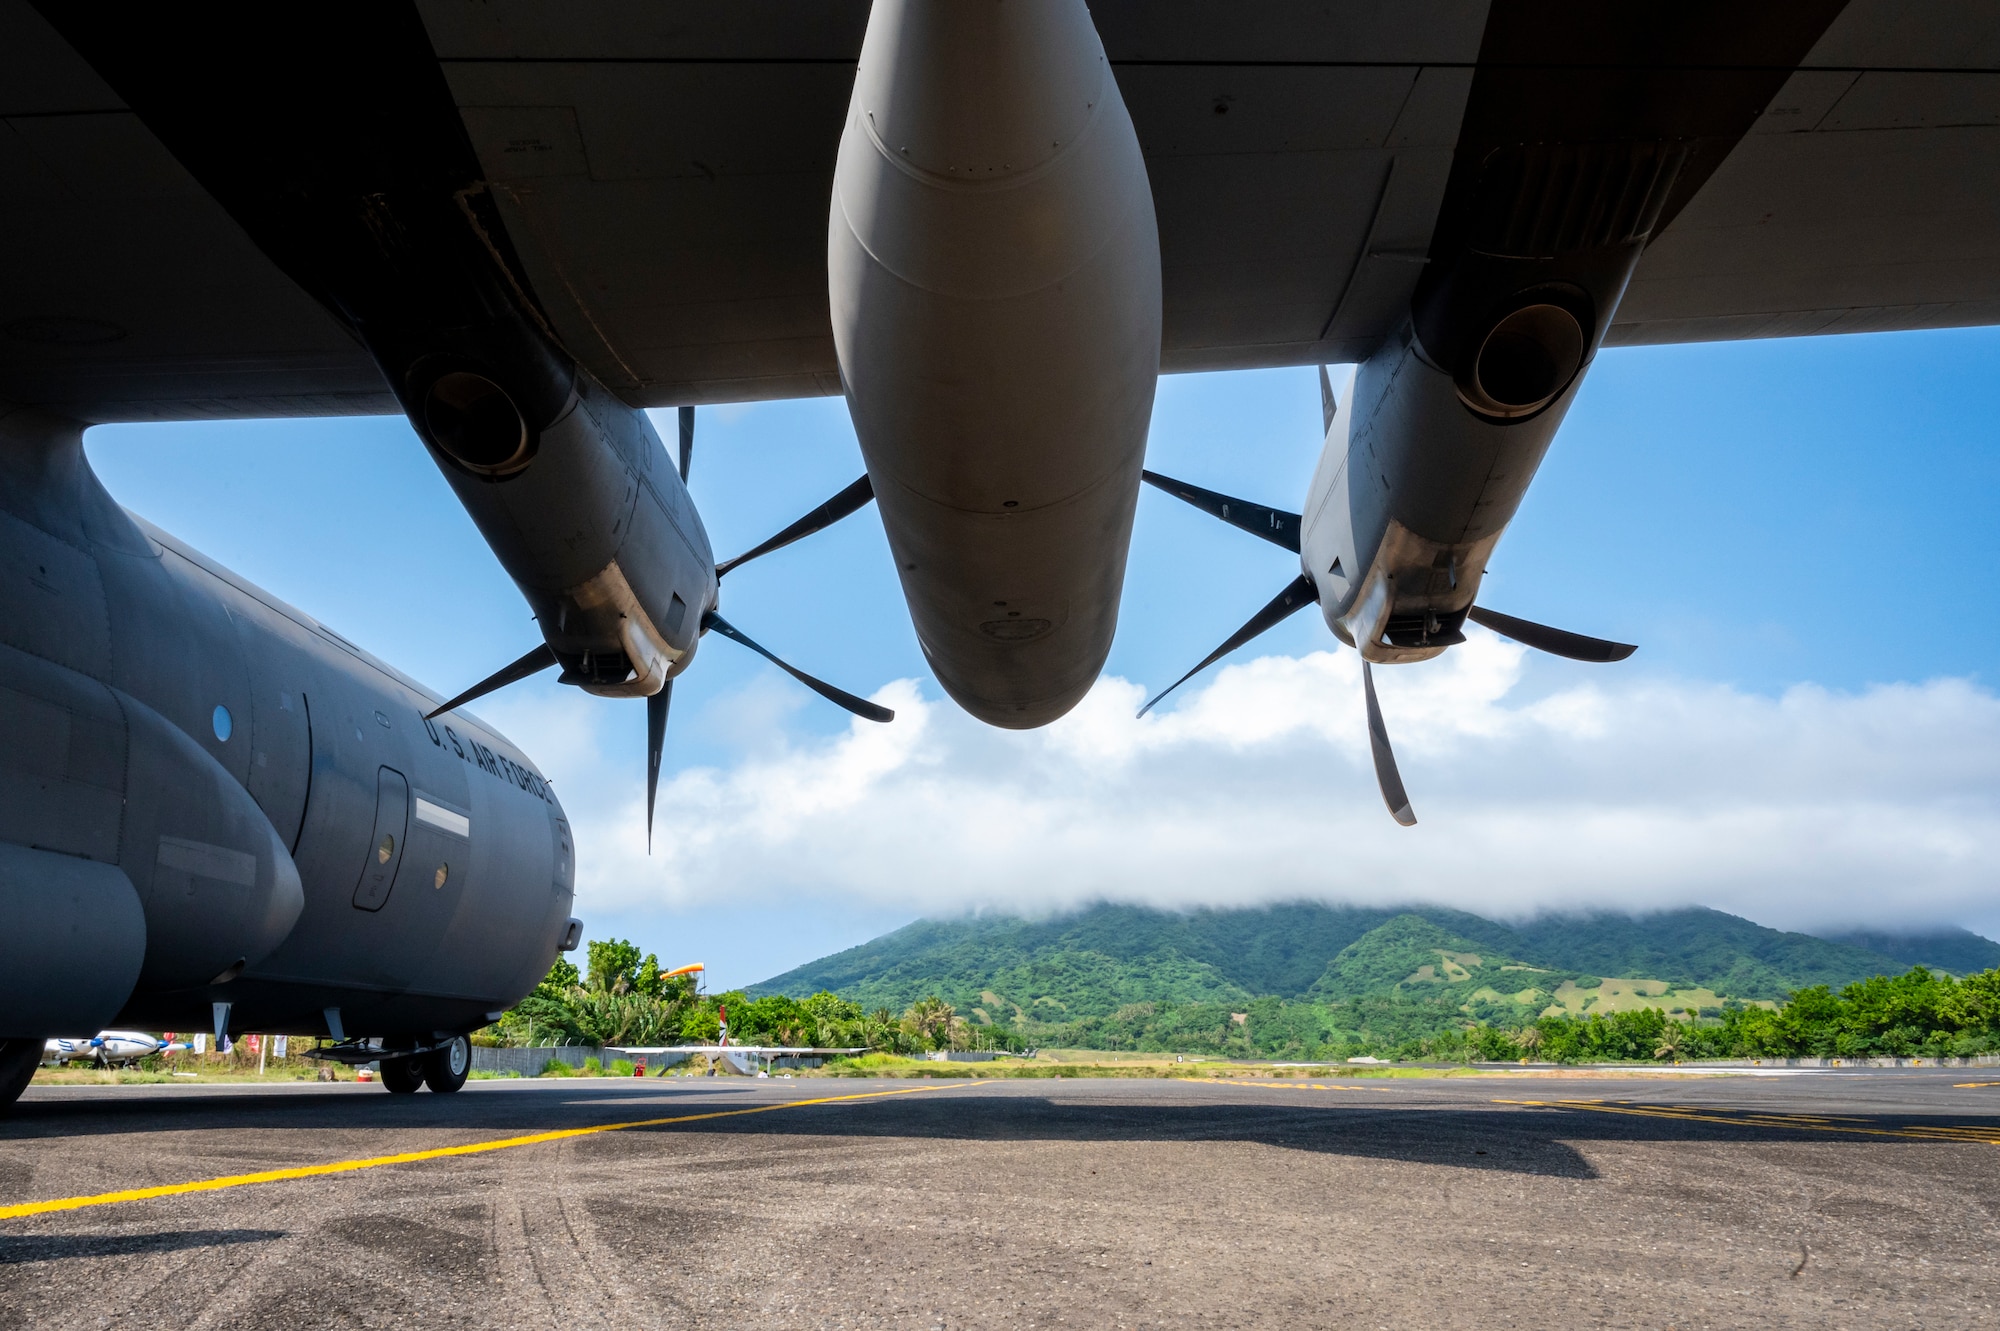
[0,1083,959,1222]
[1206,1080,1398,1092]
[1494,1097,2000,1145]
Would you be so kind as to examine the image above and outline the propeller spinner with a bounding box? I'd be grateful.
[1139,438,1636,825]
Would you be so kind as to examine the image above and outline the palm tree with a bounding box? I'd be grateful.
[907,996,956,1050]
[1514,1025,1544,1056]
[863,1008,899,1052]
[1654,1023,1687,1061]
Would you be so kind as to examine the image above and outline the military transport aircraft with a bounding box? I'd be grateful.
[1,0,1994,1107]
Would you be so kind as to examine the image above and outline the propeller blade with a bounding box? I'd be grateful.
[1137,573,1318,718]
[716,475,875,578]
[1465,606,1636,663]
[1362,660,1417,826]
[425,644,558,720]
[1141,470,1301,553]
[677,405,694,483]
[646,682,671,853]
[1319,364,1337,435]
[701,611,894,722]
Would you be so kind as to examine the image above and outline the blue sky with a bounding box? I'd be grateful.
[87,326,2000,987]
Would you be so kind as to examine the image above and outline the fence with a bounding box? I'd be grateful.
[1680,1053,2000,1069]
[471,1044,606,1077]
[468,1045,815,1076]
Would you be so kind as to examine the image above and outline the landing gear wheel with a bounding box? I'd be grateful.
[423,1036,471,1094]
[0,1040,42,1111]
[378,1056,426,1094]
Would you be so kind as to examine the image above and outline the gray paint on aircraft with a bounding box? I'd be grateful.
[0,403,575,1054]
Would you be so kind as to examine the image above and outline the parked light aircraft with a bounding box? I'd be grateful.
[1,0,1994,1107]
[614,1045,871,1077]
[43,1032,193,1066]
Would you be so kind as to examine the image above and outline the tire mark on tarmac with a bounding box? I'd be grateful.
[83,1226,268,1331]
[545,1191,620,1330]
[492,1160,616,1331]
[0,1084,962,1222]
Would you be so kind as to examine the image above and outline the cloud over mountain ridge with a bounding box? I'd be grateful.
[488,632,2000,939]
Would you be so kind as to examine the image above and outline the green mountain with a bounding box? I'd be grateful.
[1816,927,2000,975]
[745,907,1255,1023]
[1306,914,1519,1001]
[751,901,1983,1024]
[1489,910,1913,997]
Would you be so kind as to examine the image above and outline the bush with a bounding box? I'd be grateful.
[538,1058,572,1077]
[609,1059,636,1077]
[581,1056,602,1075]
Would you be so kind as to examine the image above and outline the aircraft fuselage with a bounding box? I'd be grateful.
[0,405,575,1049]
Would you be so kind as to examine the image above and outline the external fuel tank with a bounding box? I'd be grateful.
[829,0,1161,727]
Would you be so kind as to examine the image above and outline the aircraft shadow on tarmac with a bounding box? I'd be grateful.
[9,1086,1999,1182]
[0,1229,286,1264]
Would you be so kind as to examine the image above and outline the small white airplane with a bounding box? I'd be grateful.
[43,1032,192,1066]
[620,981,868,1076]
[612,1044,870,1077]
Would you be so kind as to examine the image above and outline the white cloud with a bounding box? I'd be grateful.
[489,632,2000,940]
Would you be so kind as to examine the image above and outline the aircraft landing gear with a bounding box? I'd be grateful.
[0,1040,42,1111]
[422,1036,470,1094]
[378,1056,425,1094]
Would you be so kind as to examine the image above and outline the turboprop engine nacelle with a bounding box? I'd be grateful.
[829,0,1162,727]
[413,357,715,699]
[1301,338,1581,665]
[1302,141,1687,663]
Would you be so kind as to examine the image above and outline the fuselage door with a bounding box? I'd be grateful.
[351,766,409,911]
[553,816,573,893]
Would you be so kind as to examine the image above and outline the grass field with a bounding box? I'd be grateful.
[1539,978,1778,1018]
[29,1045,1780,1090]
[31,1063,339,1086]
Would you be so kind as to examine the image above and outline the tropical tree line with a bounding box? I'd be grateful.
[492,946,2000,1064]
[486,938,1024,1054]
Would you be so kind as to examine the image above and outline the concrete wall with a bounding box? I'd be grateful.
[470,1045,815,1075]
[1682,1054,2000,1069]
[471,1044,604,1076]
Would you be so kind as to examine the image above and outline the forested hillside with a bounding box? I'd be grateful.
[499,917,2000,1065]
[1818,927,2000,975]
[752,901,1965,1019]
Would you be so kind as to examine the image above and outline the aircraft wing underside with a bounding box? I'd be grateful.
[1,0,1995,422]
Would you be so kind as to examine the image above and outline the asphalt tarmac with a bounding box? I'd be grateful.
[1,1070,1997,1330]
